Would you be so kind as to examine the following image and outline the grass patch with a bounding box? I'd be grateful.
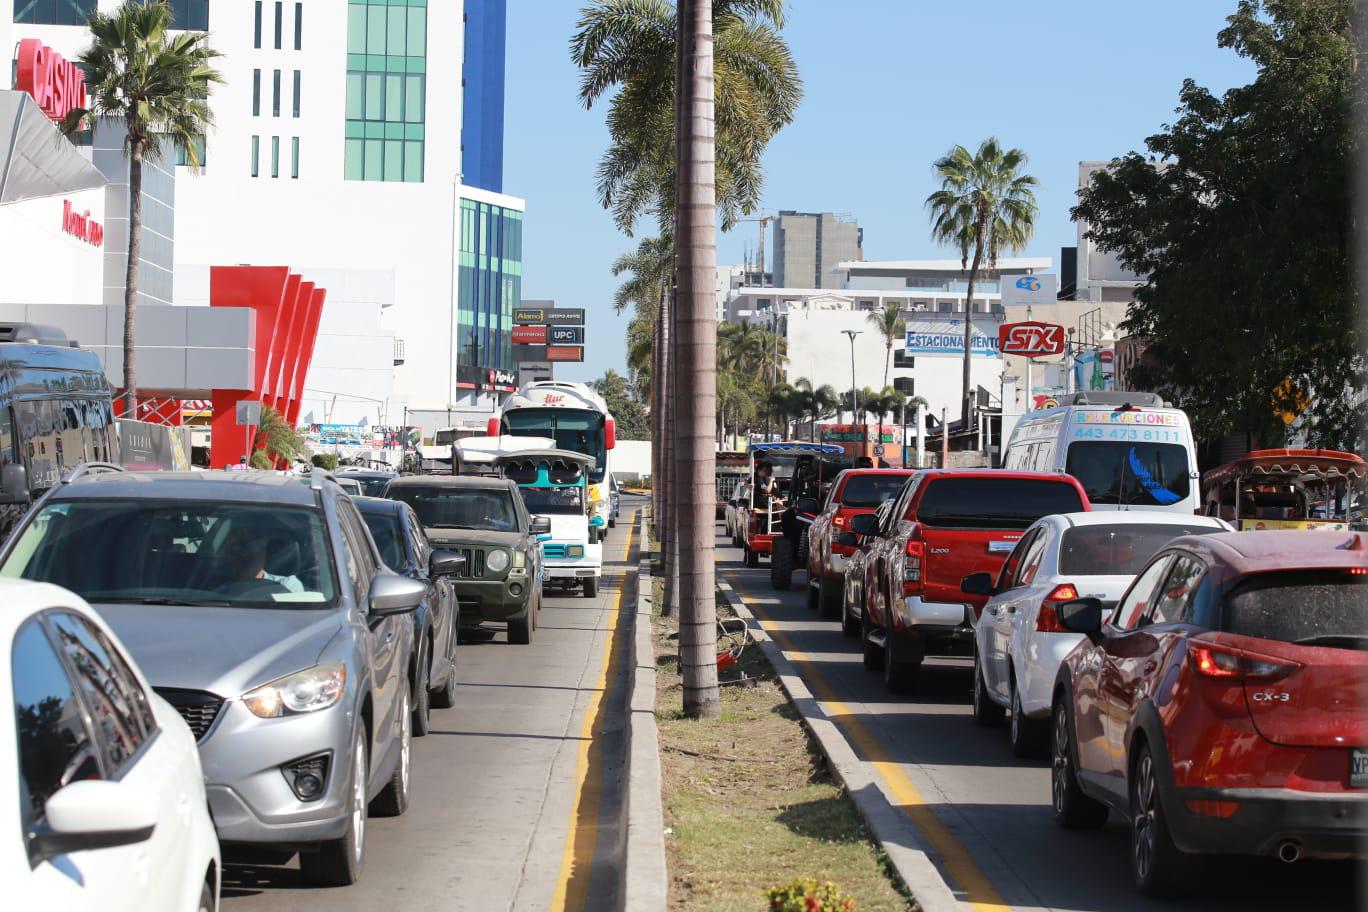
[653,601,914,911]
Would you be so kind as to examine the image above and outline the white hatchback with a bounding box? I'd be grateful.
[3,581,220,911]
[965,512,1231,755]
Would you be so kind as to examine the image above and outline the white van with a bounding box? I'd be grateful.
[1002,392,1199,513]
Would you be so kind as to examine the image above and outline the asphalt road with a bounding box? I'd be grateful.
[220,502,641,912]
[717,523,1361,912]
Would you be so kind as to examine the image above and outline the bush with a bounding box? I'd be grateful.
[766,879,856,912]
[311,453,339,471]
[249,450,274,470]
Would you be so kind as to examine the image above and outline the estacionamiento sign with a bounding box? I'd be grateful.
[904,320,1000,357]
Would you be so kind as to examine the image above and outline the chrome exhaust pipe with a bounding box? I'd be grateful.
[1276,841,1301,863]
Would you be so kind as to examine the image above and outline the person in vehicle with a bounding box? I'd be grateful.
[755,461,782,509]
[218,525,304,593]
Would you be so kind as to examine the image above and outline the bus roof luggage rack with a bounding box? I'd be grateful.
[61,462,125,484]
[1057,391,1166,408]
[0,323,79,347]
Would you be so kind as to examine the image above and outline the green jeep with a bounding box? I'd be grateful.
[385,475,549,644]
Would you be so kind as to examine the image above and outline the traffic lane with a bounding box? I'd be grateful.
[717,527,1358,912]
[220,515,636,912]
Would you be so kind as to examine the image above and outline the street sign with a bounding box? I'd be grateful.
[235,400,261,425]
[512,325,547,345]
[546,345,584,362]
[999,321,1066,357]
[548,325,583,345]
[872,444,885,457]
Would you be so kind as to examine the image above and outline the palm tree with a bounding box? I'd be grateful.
[71,1,222,414]
[925,137,1038,425]
[792,377,838,441]
[570,0,802,234]
[867,302,906,391]
[613,234,673,517]
[766,383,801,438]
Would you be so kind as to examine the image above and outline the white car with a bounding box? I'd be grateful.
[4,581,220,911]
[965,512,1232,755]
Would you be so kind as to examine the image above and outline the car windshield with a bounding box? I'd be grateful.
[360,511,406,570]
[841,475,909,508]
[917,478,1087,529]
[1065,442,1191,507]
[389,487,519,532]
[520,486,584,515]
[1222,571,1368,647]
[352,476,393,497]
[1059,524,1223,575]
[0,500,337,608]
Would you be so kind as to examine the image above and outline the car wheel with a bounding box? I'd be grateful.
[197,879,215,912]
[508,609,533,644]
[1009,674,1048,757]
[411,637,431,737]
[770,538,794,589]
[300,729,367,886]
[370,687,412,818]
[840,586,860,638]
[818,573,842,621]
[1050,698,1108,830]
[430,646,458,709]
[584,577,599,598]
[1131,744,1200,896]
[861,606,884,671]
[795,530,810,570]
[744,547,760,568]
[972,651,1005,727]
[882,623,920,694]
[805,576,820,611]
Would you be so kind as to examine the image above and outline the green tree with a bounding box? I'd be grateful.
[926,138,1038,425]
[1072,0,1361,448]
[867,303,906,391]
[71,0,222,413]
[792,377,839,441]
[570,0,802,234]
[593,369,651,440]
[254,405,308,467]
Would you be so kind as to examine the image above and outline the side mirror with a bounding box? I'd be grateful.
[849,513,879,537]
[796,497,819,515]
[368,573,426,616]
[529,515,552,535]
[1056,598,1104,636]
[29,780,156,864]
[0,463,30,506]
[960,572,995,597]
[429,549,467,578]
[836,531,859,548]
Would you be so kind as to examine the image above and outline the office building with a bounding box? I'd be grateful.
[771,210,861,289]
[461,0,505,193]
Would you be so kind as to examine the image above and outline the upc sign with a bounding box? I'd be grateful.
[15,40,87,123]
[998,321,1065,357]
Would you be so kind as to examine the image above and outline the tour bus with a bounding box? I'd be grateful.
[489,381,617,542]
[1001,391,1199,513]
[0,325,118,533]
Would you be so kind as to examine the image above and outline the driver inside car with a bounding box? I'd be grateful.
[218,525,304,594]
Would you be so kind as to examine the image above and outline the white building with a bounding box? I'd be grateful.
[1075,161,1143,303]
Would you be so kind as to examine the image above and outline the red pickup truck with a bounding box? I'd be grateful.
[805,469,914,619]
[852,470,1090,693]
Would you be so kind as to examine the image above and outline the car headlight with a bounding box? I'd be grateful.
[486,549,510,573]
[243,663,346,718]
[568,545,585,558]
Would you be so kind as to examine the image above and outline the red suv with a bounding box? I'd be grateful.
[1050,531,1368,896]
[805,469,914,619]
[852,470,1090,692]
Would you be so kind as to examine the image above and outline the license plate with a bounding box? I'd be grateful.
[988,540,1016,553]
[1352,749,1368,788]
[576,570,595,578]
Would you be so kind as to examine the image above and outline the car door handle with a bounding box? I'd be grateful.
[1143,660,1158,674]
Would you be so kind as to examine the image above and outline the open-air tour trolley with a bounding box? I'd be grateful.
[1200,448,1367,531]
[734,442,849,589]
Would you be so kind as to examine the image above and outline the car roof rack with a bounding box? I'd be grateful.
[61,462,126,484]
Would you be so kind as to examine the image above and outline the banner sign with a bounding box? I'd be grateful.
[904,320,1000,358]
[456,364,518,390]
[819,424,898,444]
[1000,273,1058,308]
[548,326,584,345]
[307,424,417,449]
[117,420,191,472]
[511,325,547,345]
[999,321,1065,357]
[546,345,585,362]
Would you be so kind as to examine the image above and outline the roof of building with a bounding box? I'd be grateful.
[840,257,1053,272]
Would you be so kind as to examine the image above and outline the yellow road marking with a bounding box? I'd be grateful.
[731,577,1011,912]
[549,517,636,911]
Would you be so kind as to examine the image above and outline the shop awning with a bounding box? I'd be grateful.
[0,91,105,205]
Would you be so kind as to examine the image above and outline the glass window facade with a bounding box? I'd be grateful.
[175,134,207,168]
[460,0,506,193]
[168,0,209,30]
[15,0,95,25]
[344,0,427,183]
[458,198,522,373]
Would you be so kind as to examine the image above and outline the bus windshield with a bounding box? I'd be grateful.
[504,409,606,483]
[1065,442,1191,507]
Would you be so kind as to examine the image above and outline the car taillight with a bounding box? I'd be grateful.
[833,514,846,529]
[1188,644,1299,681]
[1036,584,1078,633]
[901,540,923,596]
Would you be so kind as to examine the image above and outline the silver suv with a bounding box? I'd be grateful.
[0,468,425,886]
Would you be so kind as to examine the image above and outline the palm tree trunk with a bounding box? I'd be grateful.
[961,233,986,427]
[651,285,664,534]
[883,339,891,391]
[676,0,719,720]
[660,282,677,618]
[122,136,145,415]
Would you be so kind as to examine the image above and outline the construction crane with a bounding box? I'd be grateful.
[736,212,773,286]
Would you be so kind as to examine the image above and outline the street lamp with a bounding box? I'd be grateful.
[842,330,861,459]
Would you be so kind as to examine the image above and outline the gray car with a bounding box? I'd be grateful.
[0,468,427,887]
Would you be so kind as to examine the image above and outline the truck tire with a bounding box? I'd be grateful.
[745,546,760,568]
[883,625,922,694]
[584,577,598,598]
[770,538,794,590]
[818,573,842,620]
[795,530,810,570]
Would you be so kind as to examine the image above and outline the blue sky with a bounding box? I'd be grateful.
[503,1,1256,382]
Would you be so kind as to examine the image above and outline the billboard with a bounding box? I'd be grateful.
[514,306,585,325]
[512,325,547,345]
[904,320,1000,357]
[999,273,1058,308]
[999,321,1065,357]
[548,325,584,345]
[546,345,585,362]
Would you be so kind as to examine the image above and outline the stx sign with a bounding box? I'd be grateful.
[62,200,104,247]
[16,40,87,123]
[998,321,1065,357]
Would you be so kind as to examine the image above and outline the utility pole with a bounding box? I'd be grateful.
[843,330,861,461]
